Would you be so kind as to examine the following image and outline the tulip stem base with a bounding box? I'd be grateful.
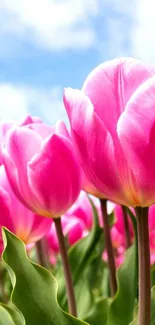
[100,199,117,297]
[54,217,77,317]
[135,207,151,325]
[122,205,131,248]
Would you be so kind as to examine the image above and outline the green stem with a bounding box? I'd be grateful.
[36,238,49,269]
[135,207,151,325]
[122,205,131,248]
[100,199,117,297]
[0,263,8,303]
[54,218,77,317]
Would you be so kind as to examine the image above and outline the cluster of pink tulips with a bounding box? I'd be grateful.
[1,57,155,325]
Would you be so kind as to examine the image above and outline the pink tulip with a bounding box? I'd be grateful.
[20,115,42,126]
[82,172,104,199]
[149,205,155,232]
[0,115,42,165]
[54,120,103,199]
[66,191,93,230]
[149,205,155,264]
[0,165,52,253]
[62,216,88,245]
[51,120,103,200]
[46,222,59,255]
[114,205,134,244]
[64,57,155,207]
[3,120,81,218]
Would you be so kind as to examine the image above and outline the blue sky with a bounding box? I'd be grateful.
[0,0,154,125]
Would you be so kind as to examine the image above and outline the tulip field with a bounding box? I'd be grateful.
[0,58,155,325]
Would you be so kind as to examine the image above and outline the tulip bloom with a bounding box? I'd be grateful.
[114,205,134,245]
[82,171,104,199]
[66,191,93,230]
[0,115,42,166]
[54,120,104,199]
[3,121,81,218]
[0,165,52,253]
[64,57,155,207]
[148,205,155,264]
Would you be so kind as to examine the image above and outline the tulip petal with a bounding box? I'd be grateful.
[27,121,70,141]
[3,127,42,208]
[54,120,70,138]
[66,190,93,229]
[22,213,52,243]
[3,147,31,207]
[0,187,14,231]
[82,58,154,204]
[117,75,155,206]
[28,134,81,217]
[64,87,132,204]
[27,123,54,139]
[20,115,42,126]
[82,57,154,136]
[149,205,155,231]
[0,165,52,245]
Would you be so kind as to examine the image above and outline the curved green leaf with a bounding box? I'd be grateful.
[74,272,94,319]
[84,297,110,325]
[2,228,89,325]
[74,256,107,319]
[0,303,25,325]
[68,201,103,283]
[107,244,138,325]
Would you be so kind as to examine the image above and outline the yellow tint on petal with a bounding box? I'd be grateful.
[36,209,61,219]
[84,185,105,199]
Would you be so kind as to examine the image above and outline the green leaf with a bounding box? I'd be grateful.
[74,272,94,319]
[107,244,138,325]
[68,201,103,283]
[85,256,107,299]
[2,228,89,325]
[84,297,111,325]
[129,316,137,325]
[0,303,25,325]
[74,256,107,319]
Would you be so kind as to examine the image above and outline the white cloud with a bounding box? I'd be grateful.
[95,0,135,61]
[131,0,155,64]
[0,0,101,51]
[0,84,67,124]
[0,84,28,121]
